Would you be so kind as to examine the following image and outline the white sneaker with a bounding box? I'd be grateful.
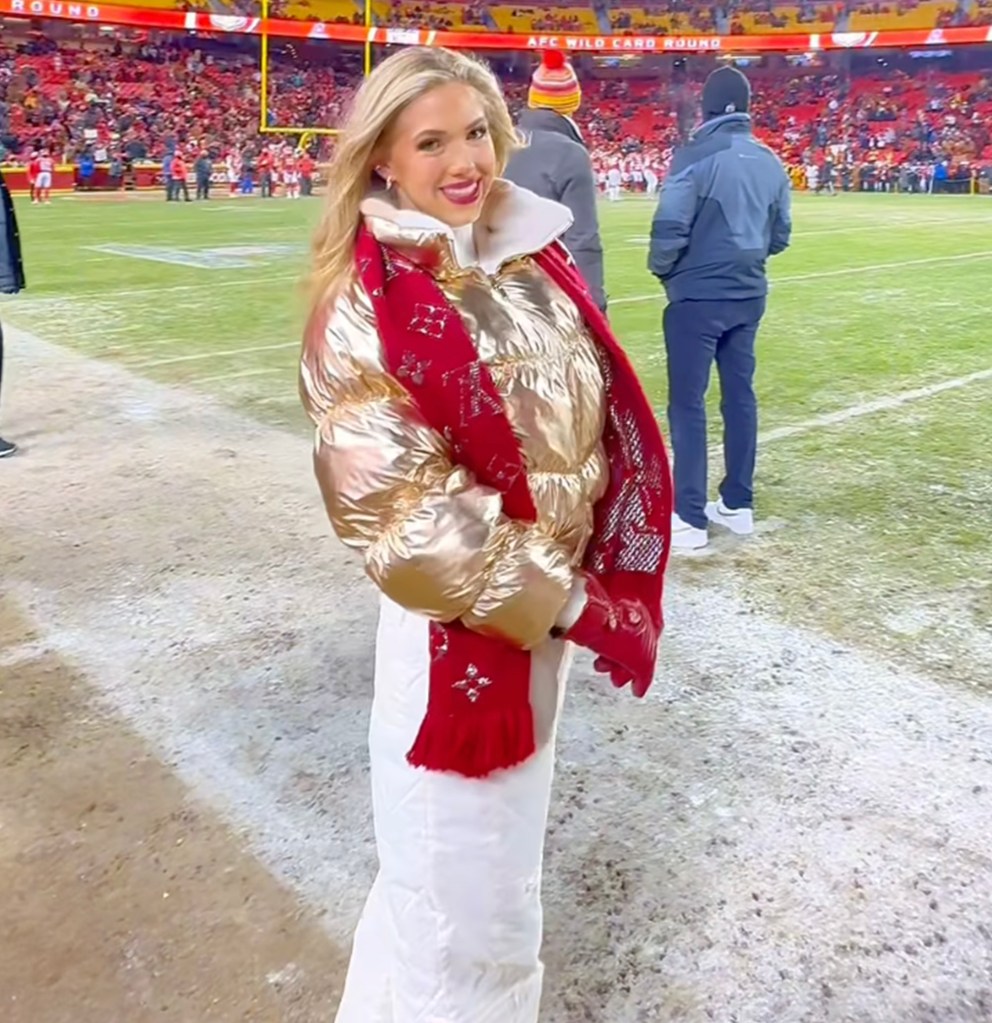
[705,498,754,536]
[671,512,708,551]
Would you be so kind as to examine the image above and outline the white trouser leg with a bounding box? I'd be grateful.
[336,597,569,1023]
[334,875,393,1022]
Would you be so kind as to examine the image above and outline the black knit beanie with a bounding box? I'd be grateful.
[701,65,752,120]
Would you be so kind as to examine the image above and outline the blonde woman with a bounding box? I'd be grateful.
[300,46,672,1022]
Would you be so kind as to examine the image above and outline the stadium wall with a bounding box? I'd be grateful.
[2,0,992,53]
[0,164,257,194]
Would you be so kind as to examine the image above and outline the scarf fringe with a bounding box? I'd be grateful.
[406,704,537,779]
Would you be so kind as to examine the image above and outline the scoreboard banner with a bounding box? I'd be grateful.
[2,0,991,52]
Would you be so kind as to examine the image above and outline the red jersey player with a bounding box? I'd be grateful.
[299,151,315,196]
[27,152,41,204]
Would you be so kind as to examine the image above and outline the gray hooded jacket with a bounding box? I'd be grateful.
[503,108,606,310]
[0,170,25,295]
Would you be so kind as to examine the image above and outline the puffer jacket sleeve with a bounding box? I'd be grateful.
[300,281,576,650]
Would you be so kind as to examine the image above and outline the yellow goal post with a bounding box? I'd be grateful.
[258,0,373,136]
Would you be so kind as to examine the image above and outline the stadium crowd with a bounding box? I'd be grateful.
[1,28,990,191]
[216,0,992,34]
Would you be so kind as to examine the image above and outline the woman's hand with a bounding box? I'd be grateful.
[562,575,659,698]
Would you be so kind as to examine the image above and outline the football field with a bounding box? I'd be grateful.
[4,190,992,1021]
[4,190,990,688]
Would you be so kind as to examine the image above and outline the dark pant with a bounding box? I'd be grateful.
[663,297,765,529]
[196,178,210,200]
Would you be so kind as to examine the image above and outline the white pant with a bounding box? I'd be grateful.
[335,597,571,1023]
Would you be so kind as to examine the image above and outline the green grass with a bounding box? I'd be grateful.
[3,190,991,686]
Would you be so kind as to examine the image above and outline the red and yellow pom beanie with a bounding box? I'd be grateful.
[528,50,582,117]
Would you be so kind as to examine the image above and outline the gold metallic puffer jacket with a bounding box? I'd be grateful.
[300,182,608,651]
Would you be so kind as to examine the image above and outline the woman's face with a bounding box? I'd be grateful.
[379,81,497,228]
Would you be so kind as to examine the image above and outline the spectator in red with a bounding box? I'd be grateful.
[170,151,191,202]
[27,152,40,205]
[299,151,315,196]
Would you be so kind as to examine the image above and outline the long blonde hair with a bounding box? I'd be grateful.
[308,47,519,309]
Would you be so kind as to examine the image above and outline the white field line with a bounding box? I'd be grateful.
[199,204,291,213]
[5,273,302,306]
[752,367,992,448]
[9,330,247,358]
[130,341,298,368]
[611,250,992,306]
[625,217,990,246]
[86,334,259,355]
[684,365,992,463]
[25,223,298,243]
[2,322,286,353]
[195,365,286,385]
[10,238,990,311]
[254,393,303,406]
[256,362,992,424]
[771,249,992,283]
[100,336,211,353]
[793,217,992,236]
[180,354,992,438]
[617,196,992,215]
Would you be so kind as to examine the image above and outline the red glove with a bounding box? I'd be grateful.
[561,575,659,698]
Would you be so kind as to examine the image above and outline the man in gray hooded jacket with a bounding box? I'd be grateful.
[504,51,606,311]
[0,167,25,458]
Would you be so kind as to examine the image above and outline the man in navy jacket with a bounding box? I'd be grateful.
[649,66,791,550]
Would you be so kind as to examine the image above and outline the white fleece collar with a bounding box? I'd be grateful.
[360,179,573,276]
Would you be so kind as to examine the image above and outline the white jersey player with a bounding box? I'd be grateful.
[644,165,659,196]
[607,165,622,202]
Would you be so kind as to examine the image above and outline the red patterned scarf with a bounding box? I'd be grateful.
[354,224,671,779]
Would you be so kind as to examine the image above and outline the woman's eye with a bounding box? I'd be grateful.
[469,125,488,140]
[418,138,441,153]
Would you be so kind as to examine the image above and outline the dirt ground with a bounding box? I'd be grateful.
[5,324,992,1023]
[0,600,346,1023]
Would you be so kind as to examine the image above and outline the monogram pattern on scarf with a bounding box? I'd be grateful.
[442,362,505,429]
[383,251,414,281]
[453,663,493,703]
[486,454,525,490]
[397,351,431,387]
[429,622,450,662]
[409,302,451,340]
